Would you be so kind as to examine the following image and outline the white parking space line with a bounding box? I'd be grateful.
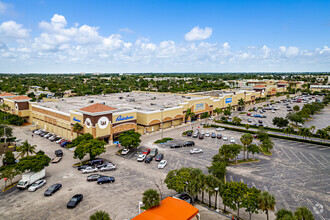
[309,146,319,149]
[320,155,328,163]
[277,190,291,211]
[240,178,244,183]
[230,175,234,182]
[252,182,256,188]
[289,149,302,163]
[299,152,314,165]
[319,148,328,151]
[281,149,293,160]
[309,153,327,168]
[264,186,269,191]
[306,198,326,220]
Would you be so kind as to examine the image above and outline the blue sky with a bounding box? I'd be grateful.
[0,0,329,73]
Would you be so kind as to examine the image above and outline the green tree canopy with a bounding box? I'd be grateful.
[276,209,294,220]
[286,113,304,125]
[258,191,276,220]
[240,133,253,160]
[2,150,16,165]
[71,133,93,147]
[16,140,37,158]
[16,154,51,173]
[118,130,142,149]
[90,210,111,220]
[242,187,261,220]
[272,117,289,129]
[164,167,192,193]
[142,189,160,210]
[294,206,315,220]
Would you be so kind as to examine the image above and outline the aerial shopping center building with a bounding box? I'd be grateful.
[0,84,286,144]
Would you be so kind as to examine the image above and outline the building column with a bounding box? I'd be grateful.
[109,134,113,145]
[198,115,201,121]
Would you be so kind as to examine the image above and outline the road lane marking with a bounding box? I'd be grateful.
[299,152,314,165]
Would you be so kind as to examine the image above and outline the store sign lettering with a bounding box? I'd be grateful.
[116,115,133,122]
[225,98,232,103]
[195,103,205,111]
[73,117,81,122]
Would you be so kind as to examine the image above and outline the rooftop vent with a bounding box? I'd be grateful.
[150,103,156,105]
[101,102,106,105]
[89,100,94,103]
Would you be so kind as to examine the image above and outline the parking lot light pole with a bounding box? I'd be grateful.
[138,201,143,214]
[160,108,164,139]
[215,187,219,212]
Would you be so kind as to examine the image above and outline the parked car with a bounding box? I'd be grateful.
[144,156,153,163]
[28,179,46,192]
[121,149,130,155]
[217,134,222,139]
[230,137,235,143]
[247,113,251,116]
[149,148,158,157]
[199,134,204,139]
[261,115,267,118]
[60,141,69,147]
[44,183,62,196]
[258,120,263,124]
[81,167,98,174]
[55,139,63,144]
[55,149,63,157]
[67,194,83,208]
[52,137,61,142]
[155,154,164,161]
[184,141,195,147]
[137,154,146,162]
[87,174,105,182]
[97,176,115,184]
[216,127,225,131]
[211,132,216,138]
[271,110,276,113]
[142,148,151,155]
[187,132,192,137]
[205,132,210,137]
[88,159,104,166]
[190,148,203,154]
[44,133,52,138]
[223,136,228,141]
[170,143,182,148]
[158,160,167,169]
[100,164,117,171]
[96,162,111,169]
[77,164,90,170]
[287,109,293,111]
[248,118,252,122]
[192,133,198,138]
[173,192,194,204]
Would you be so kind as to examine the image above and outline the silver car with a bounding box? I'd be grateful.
[100,164,117,172]
[81,166,98,174]
[190,148,203,154]
[28,179,47,192]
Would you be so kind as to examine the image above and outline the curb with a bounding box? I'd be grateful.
[229,159,260,165]
[2,182,17,192]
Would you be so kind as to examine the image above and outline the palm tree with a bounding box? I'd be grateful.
[310,125,316,135]
[200,174,207,203]
[284,126,294,136]
[73,123,84,135]
[17,140,37,158]
[240,133,253,160]
[185,107,195,123]
[238,98,245,111]
[258,191,276,220]
[226,104,233,111]
[294,206,315,220]
[90,210,111,220]
[205,174,218,208]
[232,116,242,125]
[142,189,160,210]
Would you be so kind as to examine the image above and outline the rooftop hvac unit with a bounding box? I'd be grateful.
[129,99,135,102]
[186,97,191,99]
[89,100,94,103]
[101,102,106,105]
[119,97,123,99]
[151,97,156,100]
[150,103,156,105]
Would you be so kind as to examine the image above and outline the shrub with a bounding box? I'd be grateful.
[154,137,173,143]
[182,130,193,135]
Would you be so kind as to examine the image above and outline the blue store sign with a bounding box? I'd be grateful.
[195,103,205,111]
[225,98,232,103]
[116,115,134,122]
[73,117,81,122]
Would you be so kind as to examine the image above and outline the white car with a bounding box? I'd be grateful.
[271,110,276,113]
[190,148,203,154]
[28,179,46,192]
[56,139,63,144]
[100,164,117,171]
[230,137,235,143]
[137,154,146,162]
[200,130,205,135]
[223,136,228,141]
[216,127,225,131]
[209,116,214,120]
[82,167,98,174]
[158,160,167,169]
[121,149,130,155]
[205,132,210,137]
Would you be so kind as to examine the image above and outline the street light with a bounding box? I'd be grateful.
[160,108,164,139]
[215,187,219,212]
[138,201,143,214]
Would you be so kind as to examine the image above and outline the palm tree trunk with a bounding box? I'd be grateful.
[249,213,252,220]
[247,151,249,159]
[266,210,269,220]
[215,192,218,209]
[202,191,204,203]
[209,194,211,207]
[237,204,240,218]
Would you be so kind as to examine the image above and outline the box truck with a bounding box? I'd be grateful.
[17,169,46,189]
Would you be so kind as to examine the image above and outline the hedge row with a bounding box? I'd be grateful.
[207,124,330,147]
[154,137,174,144]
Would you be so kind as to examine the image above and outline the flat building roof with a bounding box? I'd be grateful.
[36,92,206,113]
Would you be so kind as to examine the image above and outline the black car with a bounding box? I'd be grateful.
[144,156,153,163]
[44,183,62,196]
[87,174,105,182]
[199,134,204,139]
[155,154,164,161]
[211,132,216,138]
[173,192,194,204]
[186,132,192,137]
[170,143,182,148]
[55,150,63,157]
[77,164,90,170]
[52,137,61,142]
[184,141,195,147]
[258,120,263,124]
[67,194,83,208]
[88,159,103,166]
[217,134,222,139]
[97,176,115,184]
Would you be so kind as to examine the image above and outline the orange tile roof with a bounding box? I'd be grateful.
[248,81,266,84]
[0,92,15,96]
[253,85,266,88]
[132,197,199,220]
[79,103,116,113]
[12,95,31,100]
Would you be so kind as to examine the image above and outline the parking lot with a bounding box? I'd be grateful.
[0,113,329,220]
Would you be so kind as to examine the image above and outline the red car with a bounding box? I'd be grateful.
[59,140,67,144]
[253,134,258,138]
[247,113,251,116]
[143,149,151,155]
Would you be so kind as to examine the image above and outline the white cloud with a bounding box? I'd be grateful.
[103,34,122,50]
[223,42,230,50]
[185,26,212,41]
[279,46,299,57]
[0,20,30,39]
[119,28,134,34]
[0,1,7,14]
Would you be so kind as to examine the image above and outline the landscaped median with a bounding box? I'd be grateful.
[204,123,330,147]
[229,158,260,165]
[154,137,173,144]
